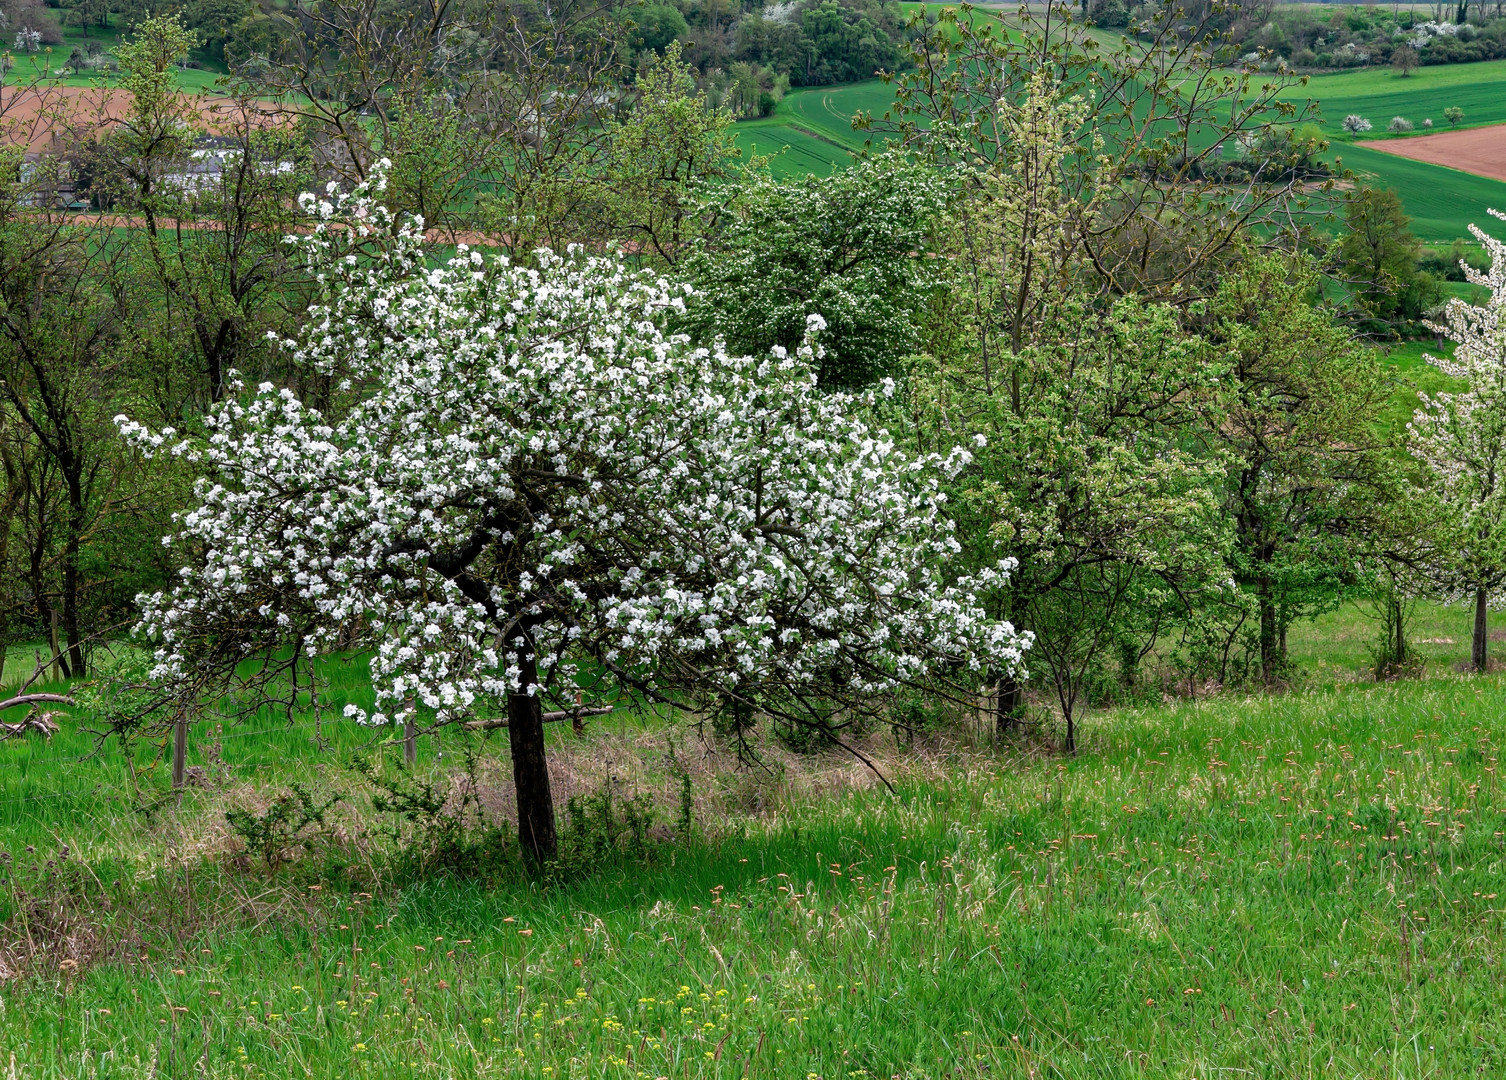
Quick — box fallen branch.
[1,716,60,740]
[464,706,614,732]
[0,692,74,712]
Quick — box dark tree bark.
[1472,586,1488,673]
[995,673,1022,736]
[1394,598,1405,666]
[1258,574,1279,683]
[62,469,85,676]
[507,640,557,862]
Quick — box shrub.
[348,751,509,877]
[1418,239,1490,282]
[225,785,340,869]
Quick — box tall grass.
[3,605,1506,1077]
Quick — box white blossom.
[120,167,1029,738]
[1409,209,1506,605]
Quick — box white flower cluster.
[119,167,1029,729]
[1410,210,1506,602]
[1403,20,1462,48]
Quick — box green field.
[1276,60,1506,242]
[737,50,1506,241]
[732,81,885,177]
[1282,58,1506,137]
[6,603,1506,1076]
[1,21,228,90]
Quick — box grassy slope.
[741,45,1506,240]
[1284,58,1506,136]
[730,2,1003,175]
[6,605,1506,1076]
[2,21,228,90]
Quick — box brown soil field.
[1357,123,1506,183]
[0,84,282,151]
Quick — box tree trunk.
[507,641,557,863]
[62,540,83,677]
[62,471,85,676]
[172,715,188,790]
[49,607,69,681]
[1258,577,1279,683]
[1472,586,1488,673]
[995,674,1022,736]
[1063,710,1076,755]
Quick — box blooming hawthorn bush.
[118,168,1029,859]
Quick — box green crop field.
[1335,143,1506,243]
[1,21,228,90]
[1269,60,1506,241]
[732,113,855,177]
[735,44,1506,240]
[1283,58,1506,137]
[5,601,1506,1077]
[731,81,891,177]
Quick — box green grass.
[737,46,1506,244]
[1328,143,1506,244]
[2,20,229,90]
[6,603,1506,1076]
[1376,338,1458,428]
[732,112,857,178]
[1283,58,1506,138]
[731,81,892,178]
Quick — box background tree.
[894,65,1239,743]
[601,42,741,265]
[1339,186,1440,325]
[0,216,170,678]
[1392,43,1419,75]
[1204,253,1393,682]
[868,1,1324,304]
[84,15,312,408]
[679,151,945,387]
[1445,105,1465,129]
[913,295,1226,748]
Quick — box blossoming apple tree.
[118,169,1030,862]
[1410,211,1506,673]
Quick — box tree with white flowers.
[117,168,1030,862]
[1409,211,1506,673]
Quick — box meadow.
[735,33,1506,239]
[1282,60,1506,241]
[8,13,1506,1079]
[4,601,1506,1077]
[1,21,228,92]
